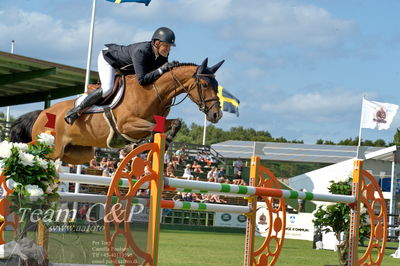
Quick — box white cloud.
[220,0,356,48]
[110,0,231,22]
[0,8,152,66]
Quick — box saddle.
[74,75,125,114]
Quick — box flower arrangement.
[0,133,61,240]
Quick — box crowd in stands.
[69,145,247,205]
[162,147,247,203]
[88,156,118,177]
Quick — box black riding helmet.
[151,27,176,47]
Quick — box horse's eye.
[201,83,208,88]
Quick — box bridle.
[153,69,220,116]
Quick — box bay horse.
[10,58,224,165]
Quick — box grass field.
[6,229,398,265]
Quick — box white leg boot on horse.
[64,89,104,125]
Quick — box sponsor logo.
[221,213,231,222]
[237,214,246,223]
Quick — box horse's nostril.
[213,112,217,119]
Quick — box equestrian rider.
[64,27,177,125]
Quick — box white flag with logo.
[360,99,399,130]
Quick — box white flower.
[53,159,63,173]
[0,141,13,158]
[37,133,54,146]
[12,143,28,151]
[35,157,48,170]
[26,185,44,201]
[18,150,35,167]
[7,180,20,190]
[42,181,59,194]
[360,205,367,215]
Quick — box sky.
[1,0,400,144]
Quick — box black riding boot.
[64,89,104,125]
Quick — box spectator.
[78,205,88,220]
[182,192,193,202]
[172,192,183,201]
[233,170,245,185]
[68,164,77,173]
[175,147,186,164]
[298,188,306,213]
[99,157,108,170]
[192,161,204,173]
[233,158,243,175]
[218,167,227,183]
[203,152,213,167]
[164,151,171,165]
[207,167,218,182]
[119,146,130,160]
[136,189,149,197]
[191,193,202,202]
[195,152,203,162]
[166,162,176,178]
[89,156,99,169]
[183,164,194,180]
[171,153,180,169]
[102,159,116,177]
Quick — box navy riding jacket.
[102,41,168,86]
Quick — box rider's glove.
[158,61,180,74]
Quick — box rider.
[64,27,178,125]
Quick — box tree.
[313,178,370,266]
[393,129,400,146]
[0,112,14,141]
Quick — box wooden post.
[147,133,165,266]
[36,219,48,251]
[348,159,363,266]
[243,156,260,266]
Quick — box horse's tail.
[9,110,42,143]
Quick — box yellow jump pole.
[147,133,166,266]
[243,156,260,266]
[348,159,363,265]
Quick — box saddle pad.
[74,81,125,114]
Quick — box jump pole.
[102,133,386,266]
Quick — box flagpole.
[84,0,97,92]
[356,96,365,159]
[74,0,97,211]
[202,114,207,145]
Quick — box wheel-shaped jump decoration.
[104,142,158,266]
[253,165,286,266]
[244,156,286,266]
[0,173,18,245]
[359,169,387,265]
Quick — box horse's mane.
[172,62,198,68]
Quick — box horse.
[10,58,224,165]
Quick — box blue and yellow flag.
[106,0,151,5]
[217,85,240,117]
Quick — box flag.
[105,0,151,5]
[360,98,399,130]
[217,86,240,116]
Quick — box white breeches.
[97,51,116,97]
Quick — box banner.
[256,202,314,241]
[214,212,247,228]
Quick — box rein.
[152,69,220,116]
